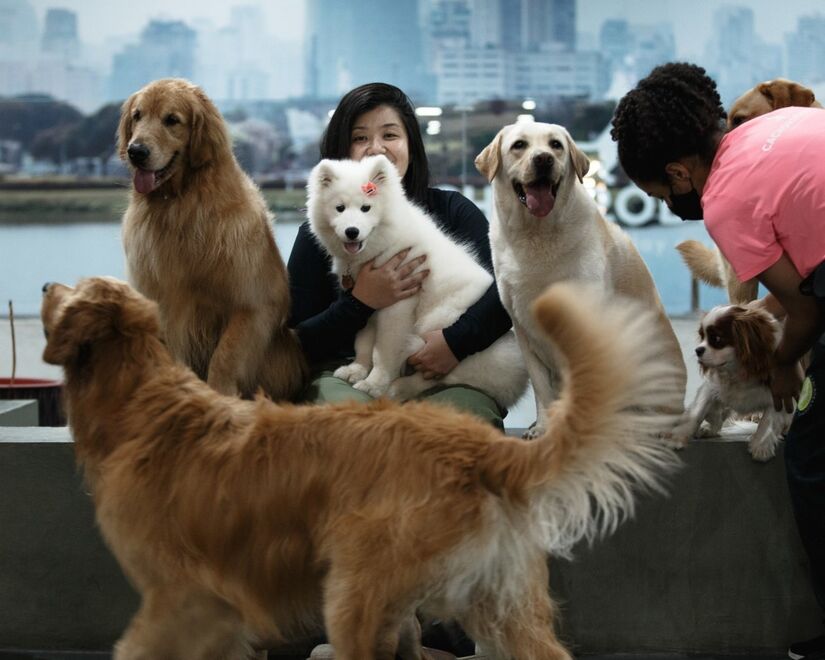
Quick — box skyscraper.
[548,0,575,51]
[497,0,575,52]
[304,0,356,98]
[109,20,197,101]
[599,19,632,74]
[0,0,38,62]
[786,14,825,85]
[41,8,80,62]
[305,0,427,99]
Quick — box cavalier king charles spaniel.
[673,303,792,461]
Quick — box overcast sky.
[26,0,825,53]
[578,0,825,58]
[28,0,306,43]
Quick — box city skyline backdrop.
[3,0,825,114]
[23,0,825,57]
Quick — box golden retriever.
[42,277,682,660]
[476,122,687,441]
[727,77,821,130]
[678,78,822,306]
[118,78,306,400]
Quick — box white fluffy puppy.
[307,154,527,407]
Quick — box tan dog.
[678,78,822,305]
[476,122,687,440]
[118,78,306,400]
[727,77,821,130]
[42,277,682,660]
[675,240,758,305]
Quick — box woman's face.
[349,104,410,178]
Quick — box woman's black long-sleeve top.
[288,187,513,367]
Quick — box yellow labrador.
[476,122,687,439]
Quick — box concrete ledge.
[0,427,820,655]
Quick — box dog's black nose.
[127,143,150,165]
[533,152,553,168]
[42,282,53,294]
[695,346,706,357]
[345,227,360,240]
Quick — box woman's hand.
[351,248,428,309]
[770,359,804,413]
[408,330,459,380]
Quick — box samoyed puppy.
[307,154,527,406]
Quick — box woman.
[611,62,825,660]
[288,82,514,431]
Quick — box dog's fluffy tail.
[487,283,683,557]
[676,239,724,287]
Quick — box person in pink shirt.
[611,62,825,660]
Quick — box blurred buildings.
[2,1,825,116]
[0,0,102,111]
[109,20,196,101]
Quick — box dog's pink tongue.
[133,169,157,194]
[524,184,555,217]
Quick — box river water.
[0,216,727,317]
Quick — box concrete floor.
[0,651,790,659]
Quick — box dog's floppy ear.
[759,79,816,110]
[564,131,590,183]
[475,130,504,182]
[117,94,135,161]
[731,309,775,382]
[188,86,231,169]
[43,298,120,365]
[43,280,160,366]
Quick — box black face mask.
[668,184,703,221]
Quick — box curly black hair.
[610,62,726,184]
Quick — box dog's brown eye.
[360,205,371,212]
[511,140,527,150]
[164,114,180,127]
[336,204,345,213]
[132,110,141,122]
[550,139,563,149]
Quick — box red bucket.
[0,377,65,426]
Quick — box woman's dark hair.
[320,82,430,206]
[610,62,726,184]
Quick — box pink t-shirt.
[702,106,825,282]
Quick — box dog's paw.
[353,378,389,398]
[387,375,426,401]
[665,416,697,448]
[660,425,691,449]
[522,423,545,440]
[748,440,776,463]
[333,363,368,384]
[695,422,718,438]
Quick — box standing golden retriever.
[42,277,682,660]
[118,78,306,400]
